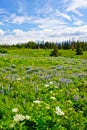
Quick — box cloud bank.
[0,0,87,44]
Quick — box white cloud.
[55,10,72,21]
[12,15,31,24]
[60,13,72,21]
[63,0,69,2]
[35,0,53,15]
[0,22,3,25]
[66,0,87,16]
[0,23,87,44]
[2,13,32,24]
[0,29,5,36]
[12,16,25,24]
[0,8,7,14]
[73,20,83,26]
[13,29,25,36]
[34,17,66,30]
[0,0,87,44]
[17,0,28,15]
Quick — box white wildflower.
[33,100,41,104]
[45,84,49,87]
[13,114,25,122]
[9,123,15,128]
[12,108,19,113]
[49,81,53,84]
[25,115,31,120]
[50,96,56,100]
[56,106,64,116]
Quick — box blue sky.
[0,0,87,44]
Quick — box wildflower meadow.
[0,49,87,130]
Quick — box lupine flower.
[73,95,79,101]
[59,78,72,84]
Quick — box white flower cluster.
[10,114,31,128]
[12,108,19,113]
[10,108,31,128]
[49,81,53,84]
[50,96,56,100]
[13,114,31,122]
[56,106,64,116]
[13,114,25,122]
[33,100,41,104]
[10,123,15,128]
[45,84,49,87]
[45,81,53,87]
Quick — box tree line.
[0,40,87,51]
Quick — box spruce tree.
[50,45,59,57]
[76,44,83,55]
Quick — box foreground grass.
[0,49,87,129]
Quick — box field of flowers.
[0,51,87,130]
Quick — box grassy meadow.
[0,48,87,130]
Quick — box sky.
[0,0,87,44]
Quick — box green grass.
[0,48,87,130]
[7,48,52,57]
[6,48,87,59]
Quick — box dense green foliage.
[0,49,87,129]
[0,48,7,53]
